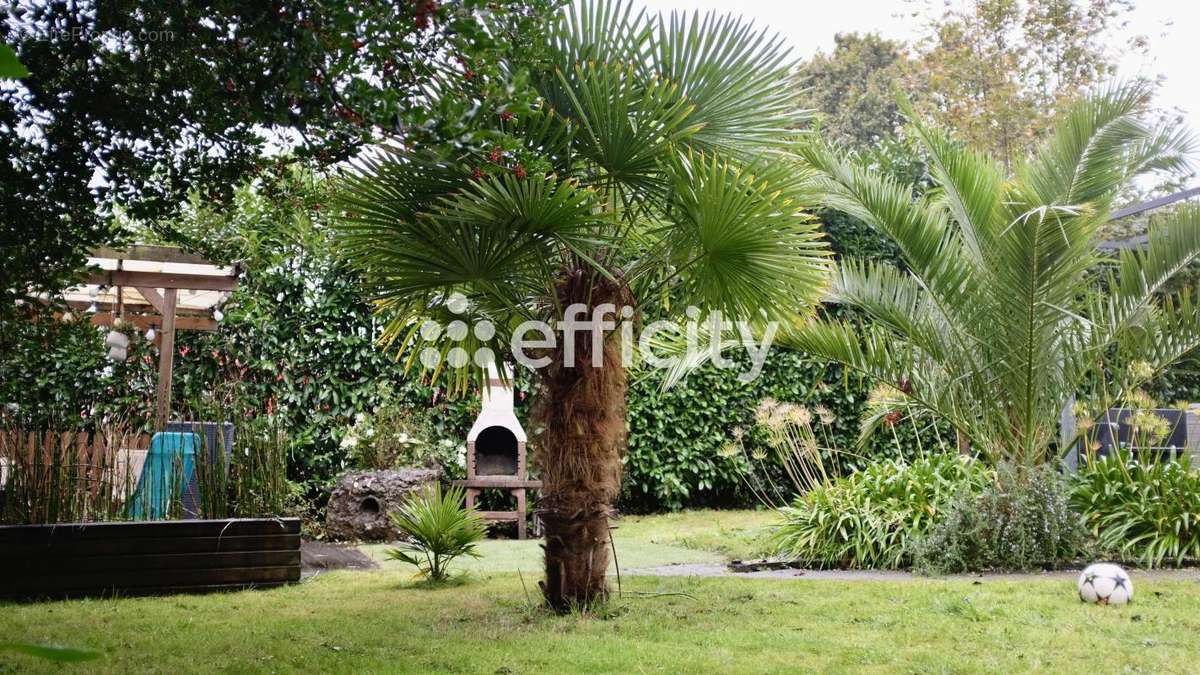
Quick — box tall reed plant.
[0,418,143,524]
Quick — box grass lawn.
[5,570,1199,673]
[360,508,776,574]
[5,511,1197,673]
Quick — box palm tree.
[333,0,831,610]
[788,82,1200,466]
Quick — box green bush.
[623,346,947,512]
[339,385,466,478]
[1071,450,1200,567]
[768,454,988,569]
[913,464,1085,574]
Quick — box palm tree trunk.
[533,267,629,613]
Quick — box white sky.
[634,0,1199,137]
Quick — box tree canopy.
[0,0,556,301]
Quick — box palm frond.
[1021,81,1193,209]
[654,151,831,321]
[830,258,952,363]
[650,9,806,156]
[554,60,700,193]
[538,0,650,122]
[901,98,1006,266]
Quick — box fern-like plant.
[386,485,487,582]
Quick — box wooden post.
[515,488,527,540]
[155,288,178,430]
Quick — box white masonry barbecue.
[454,366,541,539]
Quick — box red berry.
[472,167,485,180]
[499,110,514,122]
[514,165,527,179]
[489,148,502,163]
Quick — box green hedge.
[623,347,938,512]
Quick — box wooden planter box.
[0,517,301,600]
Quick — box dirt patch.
[301,540,380,577]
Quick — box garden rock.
[325,468,440,541]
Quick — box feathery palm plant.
[788,82,1200,465]
[334,0,831,610]
[386,485,487,583]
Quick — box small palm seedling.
[386,485,487,583]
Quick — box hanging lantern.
[145,325,156,342]
[105,330,129,362]
[212,308,224,323]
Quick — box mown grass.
[361,508,773,574]
[613,508,776,560]
[4,570,1199,673]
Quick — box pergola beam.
[155,289,178,430]
[63,300,214,320]
[89,312,218,332]
[134,286,166,313]
[91,245,216,266]
[87,270,236,292]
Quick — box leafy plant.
[768,454,990,569]
[340,386,465,478]
[1071,449,1200,567]
[386,485,487,583]
[913,463,1085,574]
[789,82,1200,466]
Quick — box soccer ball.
[1077,563,1133,605]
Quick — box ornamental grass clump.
[1071,449,1200,567]
[386,485,487,583]
[768,454,989,569]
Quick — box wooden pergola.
[60,246,238,428]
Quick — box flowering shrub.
[340,386,465,479]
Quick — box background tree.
[796,32,910,148]
[0,0,554,302]
[334,0,832,610]
[790,83,1199,465]
[907,0,1142,168]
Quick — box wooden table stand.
[455,477,542,540]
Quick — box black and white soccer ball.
[1077,563,1133,605]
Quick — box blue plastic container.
[128,432,199,520]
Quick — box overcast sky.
[633,0,1198,138]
